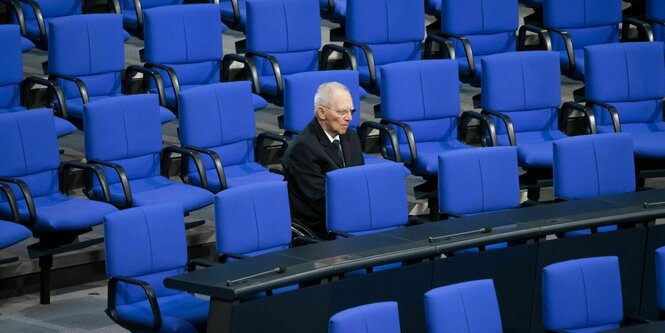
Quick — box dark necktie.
[332,139,345,167]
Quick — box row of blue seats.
[330,254,665,333]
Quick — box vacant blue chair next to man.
[329,301,401,333]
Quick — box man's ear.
[316,106,326,120]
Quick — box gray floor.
[1,3,657,332]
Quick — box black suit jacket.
[282,118,364,236]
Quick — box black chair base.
[519,168,553,202]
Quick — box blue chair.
[0,110,118,304]
[104,203,209,332]
[47,14,175,125]
[143,4,267,113]
[541,0,651,81]
[481,51,595,200]
[424,279,503,333]
[178,82,284,192]
[647,0,665,42]
[0,25,75,138]
[584,42,665,184]
[656,246,665,319]
[542,256,624,332]
[344,0,424,93]
[0,187,31,264]
[0,0,35,51]
[117,0,180,37]
[16,0,82,49]
[329,301,401,333]
[237,0,355,104]
[83,94,214,213]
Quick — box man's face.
[317,89,354,136]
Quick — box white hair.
[314,82,351,115]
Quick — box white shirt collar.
[324,130,340,143]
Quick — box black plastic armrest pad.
[560,101,596,134]
[320,43,358,70]
[0,176,35,225]
[161,146,208,190]
[124,65,167,106]
[542,27,575,73]
[437,32,474,76]
[481,109,516,146]
[622,17,654,42]
[86,159,132,208]
[380,118,417,168]
[143,62,178,106]
[343,40,377,87]
[183,146,225,192]
[518,24,552,51]
[245,51,283,97]
[108,0,120,13]
[424,32,456,59]
[21,76,69,118]
[0,0,27,35]
[221,54,261,94]
[460,111,497,146]
[131,0,143,31]
[218,252,250,263]
[291,236,322,247]
[108,276,161,331]
[16,0,44,43]
[358,120,401,162]
[585,99,621,133]
[255,132,290,164]
[47,73,89,105]
[0,182,21,223]
[59,161,111,203]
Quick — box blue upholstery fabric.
[656,246,665,312]
[215,182,291,257]
[329,301,401,333]
[104,203,208,332]
[553,133,634,200]
[585,42,665,158]
[326,164,408,235]
[20,0,82,44]
[0,110,117,232]
[424,279,503,333]
[543,0,622,79]
[0,220,31,249]
[143,5,266,111]
[440,0,519,84]
[179,82,282,192]
[542,256,623,332]
[346,0,424,91]
[120,0,182,29]
[246,0,321,95]
[84,94,214,212]
[438,147,519,215]
[482,51,564,167]
[648,0,665,41]
[381,60,472,175]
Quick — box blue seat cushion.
[188,163,283,192]
[1,106,75,137]
[162,85,267,111]
[629,131,665,159]
[498,130,567,167]
[402,141,471,175]
[20,37,35,52]
[0,220,31,248]
[116,292,208,332]
[66,95,175,123]
[104,176,214,212]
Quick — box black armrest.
[143,62,178,108]
[322,0,334,15]
[437,32,474,78]
[543,27,575,73]
[459,111,497,147]
[108,276,161,331]
[221,0,241,25]
[218,252,250,263]
[0,0,27,35]
[623,314,653,325]
[186,258,216,271]
[87,159,132,208]
[481,109,515,146]
[560,101,596,134]
[0,176,35,225]
[161,146,208,189]
[380,118,417,168]
[0,183,21,223]
[585,99,621,133]
[291,236,322,247]
[343,40,377,87]
[328,230,354,239]
[245,51,283,97]
[124,65,167,107]
[131,0,143,32]
[320,43,358,70]
[48,73,89,105]
[622,17,653,42]
[518,24,552,51]
[255,132,290,165]
[184,146,225,192]
[20,76,69,119]
[107,0,120,13]
[358,121,401,162]
[59,161,111,203]
[16,0,45,45]
[424,32,456,59]
[221,54,261,94]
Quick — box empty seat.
[329,301,401,333]
[1,0,36,51]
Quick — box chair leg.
[39,255,53,305]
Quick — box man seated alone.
[282,82,365,239]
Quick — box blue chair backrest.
[326,163,408,235]
[553,133,635,200]
[543,0,621,52]
[121,0,182,13]
[104,203,187,305]
[84,94,163,184]
[648,0,665,41]
[21,0,81,21]
[246,0,321,77]
[179,82,257,171]
[283,70,361,133]
[542,256,623,331]
[0,25,23,110]
[143,4,222,87]
[656,246,665,312]
[381,60,460,144]
[438,147,519,215]
[329,301,401,333]
[440,0,518,57]
[424,279,503,333]
[0,110,60,199]
[481,51,561,134]
[347,0,423,67]
[585,42,665,132]
[214,182,291,257]
[48,14,125,99]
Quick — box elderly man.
[282,82,365,239]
